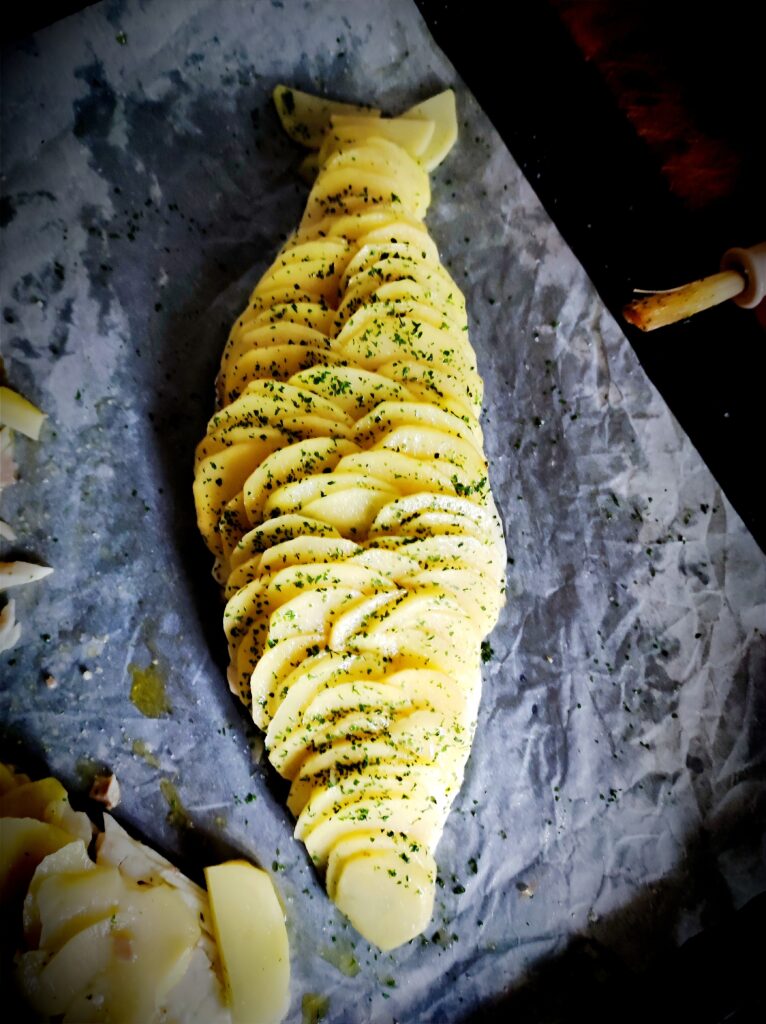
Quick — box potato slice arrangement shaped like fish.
[194,88,506,951]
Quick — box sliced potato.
[273,84,379,149]
[194,439,284,549]
[401,88,458,171]
[264,648,386,739]
[266,587,364,645]
[332,835,436,950]
[335,449,456,496]
[230,515,341,570]
[205,861,290,1024]
[196,84,508,954]
[288,365,411,417]
[0,777,92,844]
[36,863,124,951]
[250,633,326,729]
[0,386,47,440]
[258,536,361,575]
[318,115,435,164]
[0,818,77,902]
[267,560,396,606]
[340,239,440,288]
[23,840,93,946]
[0,762,30,795]
[304,794,443,867]
[243,437,358,524]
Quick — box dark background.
[2,3,764,1022]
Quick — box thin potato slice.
[205,861,290,1024]
[273,84,379,148]
[318,116,434,164]
[401,89,459,171]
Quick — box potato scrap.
[0,385,47,441]
[0,399,53,651]
[89,771,122,810]
[1,763,290,1024]
[0,598,21,652]
[273,84,380,148]
[0,561,54,588]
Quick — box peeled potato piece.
[193,88,506,950]
[273,84,379,148]
[4,765,289,1024]
[322,114,435,162]
[0,385,47,439]
[330,830,437,951]
[0,818,79,903]
[205,861,290,1024]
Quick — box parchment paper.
[1,1,764,1021]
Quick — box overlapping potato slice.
[318,114,435,165]
[194,88,505,950]
[3,764,289,1024]
[273,85,380,148]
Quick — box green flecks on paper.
[129,662,171,718]
[302,993,329,1024]
[159,778,192,830]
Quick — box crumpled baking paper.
[1,1,764,1021]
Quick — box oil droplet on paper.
[129,662,171,717]
[302,993,329,1024]
[131,738,161,768]
[159,778,193,830]
[319,942,360,977]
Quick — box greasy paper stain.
[159,778,193,830]
[129,661,172,718]
[319,942,360,977]
[302,993,330,1024]
[131,739,161,768]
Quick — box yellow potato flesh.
[205,861,290,1024]
[273,84,379,148]
[333,842,436,951]
[23,840,93,945]
[2,768,236,1024]
[36,864,124,951]
[401,89,459,171]
[0,762,31,794]
[193,93,506,951]
[0,777,92,844]
[0,817,77,902]
[19,882,200,1022]
[319,116,435,163]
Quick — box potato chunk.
[205,861,290,1024]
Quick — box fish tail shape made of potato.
[194,131,507,951]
